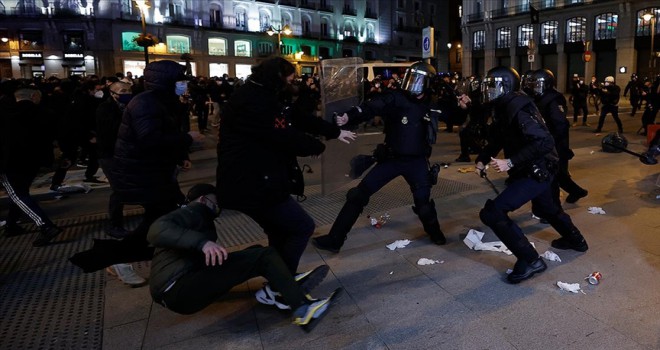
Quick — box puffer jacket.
[112,60,191,203]
[147,202,216,304]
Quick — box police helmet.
[528,69,556,96]
[401,61,437,96]
[604,76,615,83]
[482,66,520,103]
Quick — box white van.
[361,61,413,81]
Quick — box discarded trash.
[590,150,595,154]
[457,167,474,173]
[386,239,411,250]
[417,258,442,265]
[557,281,582,293]
[464,229,513,255]
[542,250,562,262]
[531,214,542,220]
[587,207,606,215]
[389,271,393,275]
[368,213,391,229]
[585,272,603,285]
[440,162,450,168]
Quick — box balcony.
[365,9,377,19]
[466,13,483,23]
[342,7,357,16]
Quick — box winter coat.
[112,60,192,203]
[95,97,123,159]
[1,100,55,172]
[216,78,331,210]
[147,202,216,304]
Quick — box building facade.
[461,0,660,92]
[0,0,454,79]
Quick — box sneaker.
[293,288,342,331]
[295,265,330,294]
[255,284,291,310]
[507,257,547,284]
[83,177,105,184]
[551,237,589,252]
[106,264,147,287]
[565,189,588,204]
[32,226,63,247]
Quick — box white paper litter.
[531,214,542,220]
[464,229,513,255]
[542,250,562,262]
[386,239,411,250]
[417,258,442,265]
[557,281,582,293]
[587,207,606,215]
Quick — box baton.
[604,142,659,165]
[603,142,645,157]
[480,169,500,195]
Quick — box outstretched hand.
[202,241,228,266]
[338,130,357,144]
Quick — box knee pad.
[414,199,437,222]
[346,187,370,207]
[479,199,508,226]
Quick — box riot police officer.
[528,69,588,204]
[313,61,447,253]
[594,76,623,133]
[476,66,588,284]
[569,74,590,126]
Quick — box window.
[541,21,558,44]
[303,17,311,35]
[473,30,485,50]
[344,21,355,37]
[566,17,586,42]
[595,13,618,40]
[209,63,228,78]
[321,19,329,37]
[319,46,330,59]
[517,24,533,47]
[19,31,43,50]
[63,31,85,51]
[398,0,404,9]
[257,42,274,56]
[496,27,511,49]
[259,10,271,32]
[121,32,142,51]
[210,8,222,28]
[208,38,227,56]
[367,24,375,42]
[166,35,190,54]
[235,64,252,80]
[235,8,246,30]
[636,8,660,36]
[123,60,146,77]
[414,2,419,11]
[234,40,252,57]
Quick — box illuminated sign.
[64,53,84,58]
[19,52,43,59]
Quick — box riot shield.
[320,57,364,195]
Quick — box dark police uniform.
[314,89,446,252]
[595,83,622,133]
[477,91,588,283]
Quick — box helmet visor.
[401,69,428,95]
[481,77,505,103]
[526,78,546,96]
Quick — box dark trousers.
[630,94,641,115]
[0,170,55,228]
[641,107,659,134]
[98,158,124,227]
[328,156,437,238]
[242,197,315,274]
[52,143,99,186]
[195,104,208,131]
[572,101,589,123]
[161,246,306,315]
[596,105,623,132]
[552,157,586,207]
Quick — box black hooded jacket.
[112,60,192,203]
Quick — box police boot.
[412,200,446,245]
[551,228,588,252]
[312,188,369,253]
[422,219,447,245]
[312,233,346,254]
[489,220,546,284]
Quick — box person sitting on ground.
[147,183,340,329]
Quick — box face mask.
[375,83,380,88]
[94,90,104,99]
[579,80,584,84]
[175,81,188,96]
[604,82,610,86]
[228,82,234,86]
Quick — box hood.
[143,60,185,92]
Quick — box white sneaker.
[255,284,291,310]
[106,264,147,287]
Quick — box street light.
[447,42,452,72]
[134,0,152,64]
[641,10,656,75]
[267,24,292,55]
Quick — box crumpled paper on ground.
[457,167,474,173]
[588,207,606,215]
[386,239,411,250]
[463,229,512,255]
[417,258,444,265]
[542,250,562,262]
[557,281,582,293]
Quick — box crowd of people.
[1,57,660,331]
